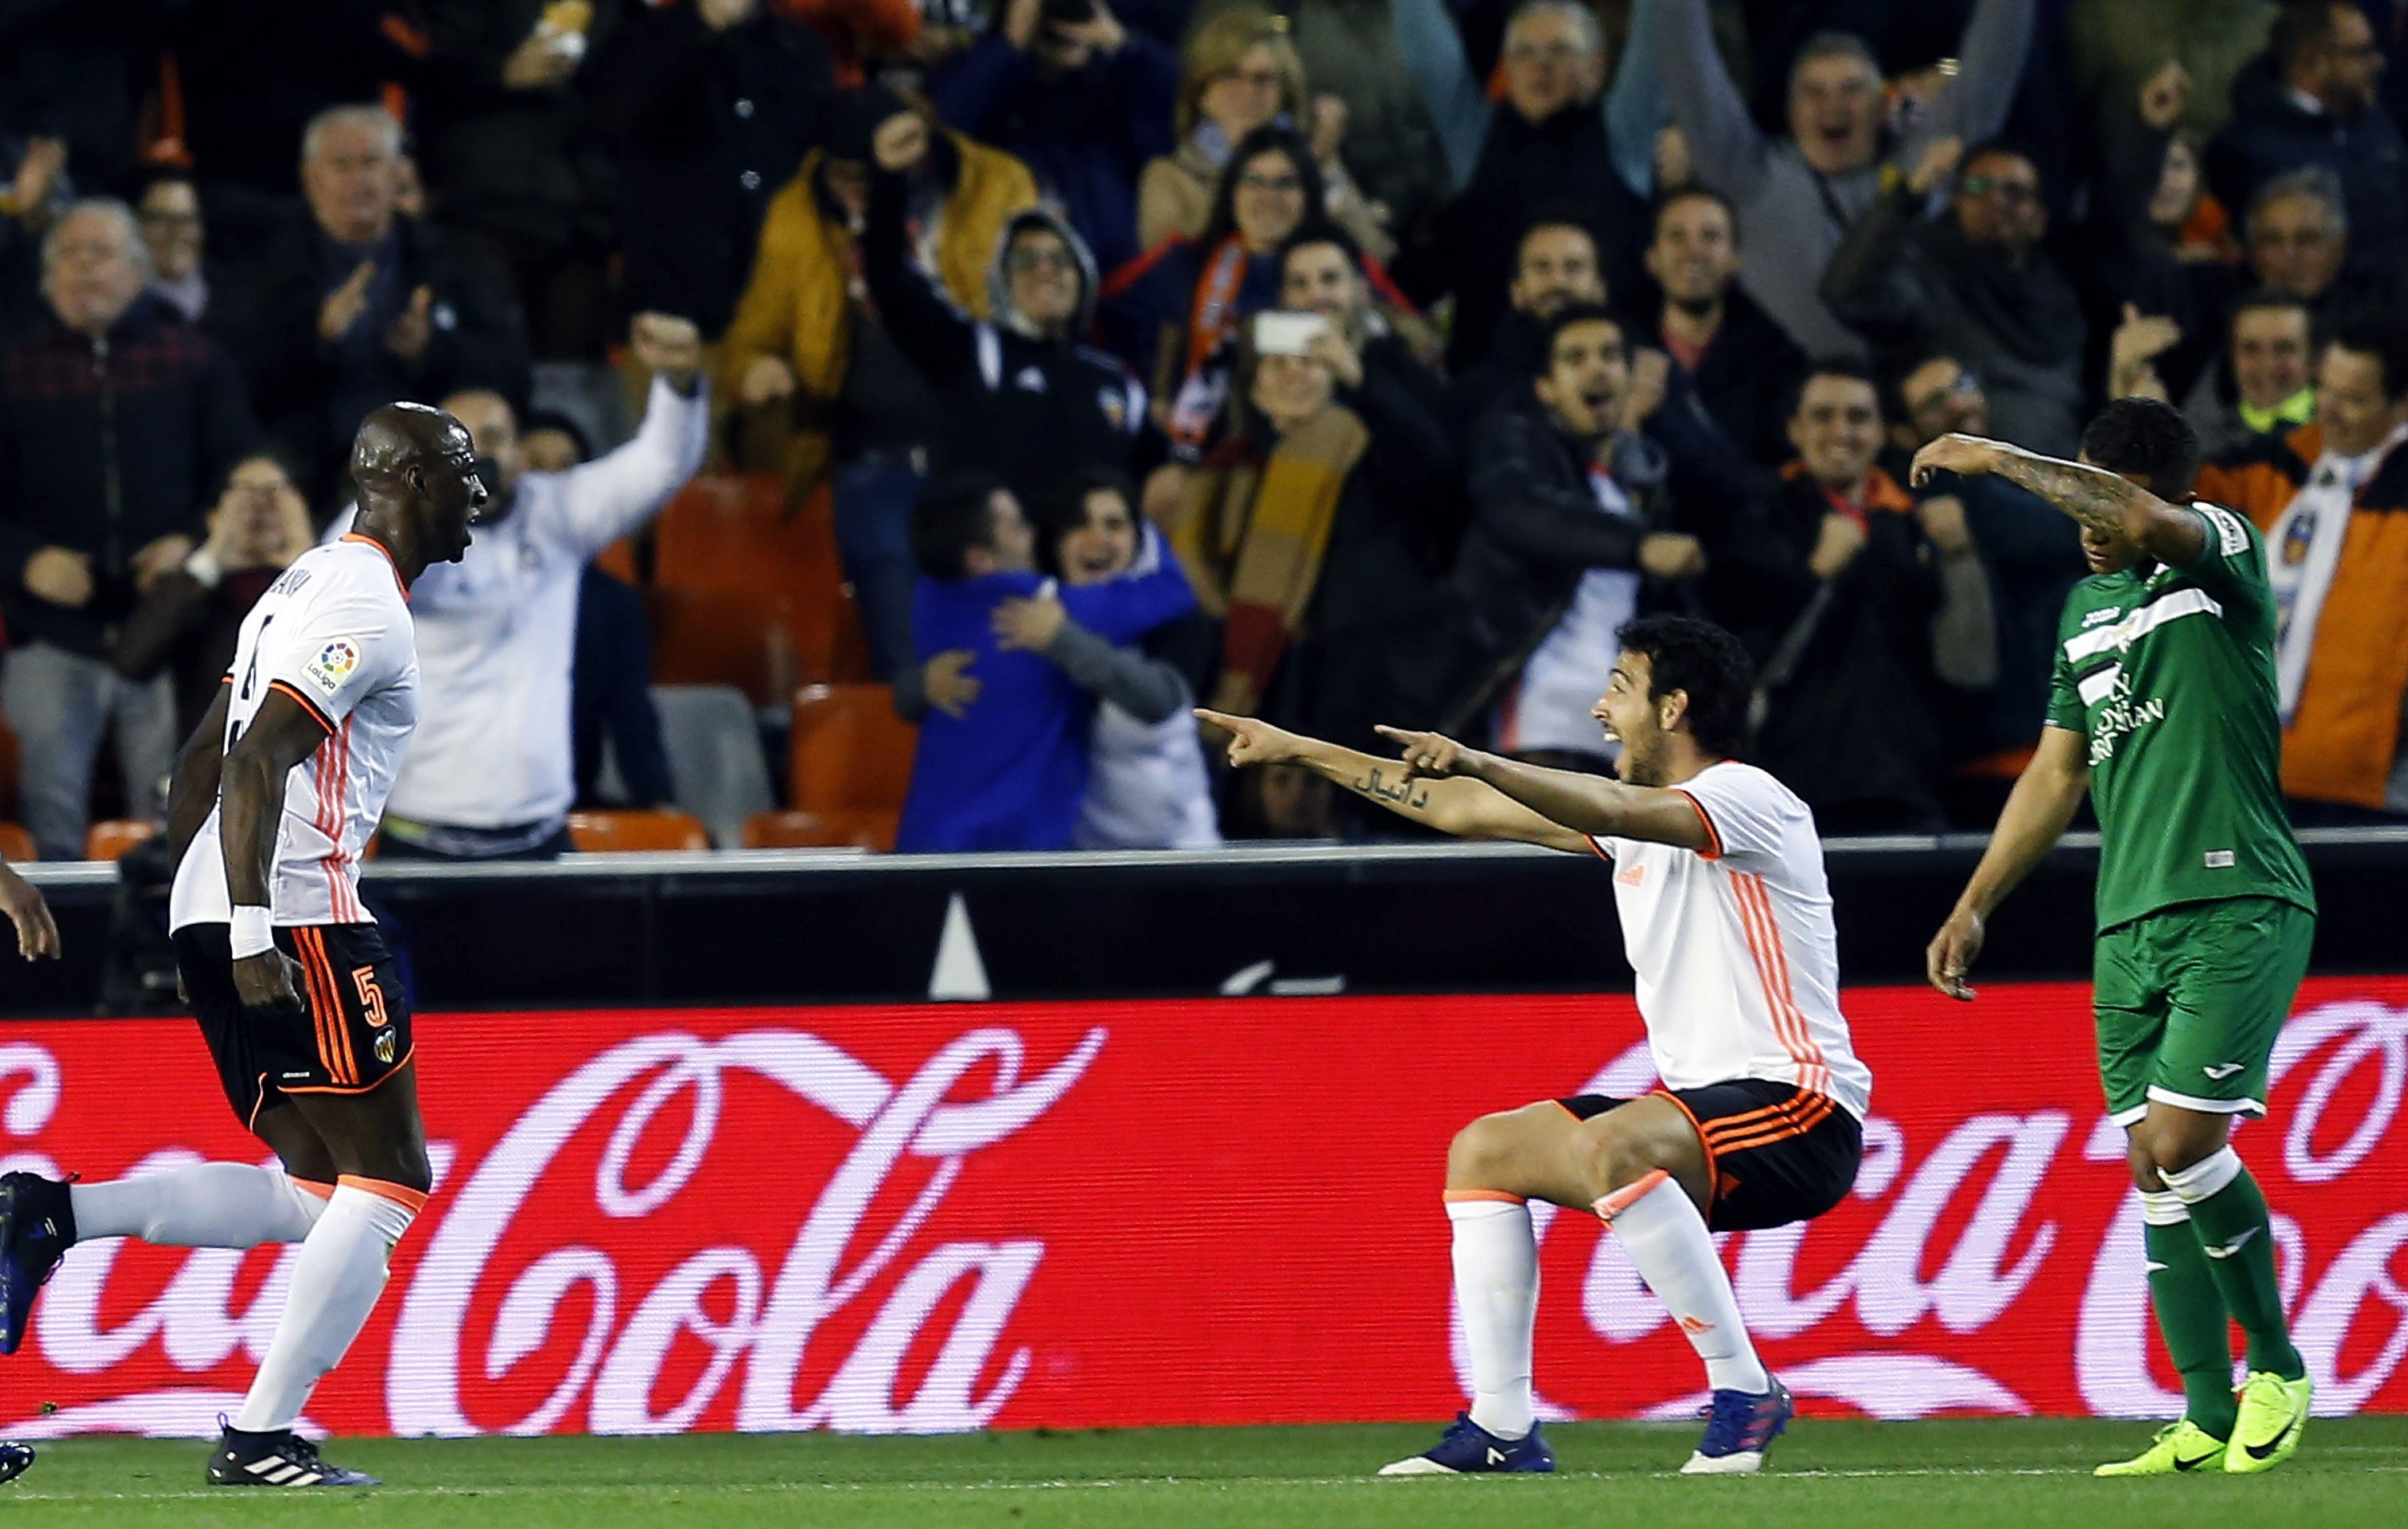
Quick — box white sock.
[234,1178,421,1433]
[1446,1194,1537,1439]
[71,1164,330,1247]
[1597,1171,1768,1393]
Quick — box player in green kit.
[1912,398,2316,1478]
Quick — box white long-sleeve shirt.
[331,376,709,830]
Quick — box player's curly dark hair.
[2081,397,2199,501]
[1615,614,1755,758]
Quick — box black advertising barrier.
[5,829,2406,1016]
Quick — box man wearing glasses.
[1822,140,2087,457]
[2209,0,2407,281]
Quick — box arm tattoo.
[1352,766,1432,812]
[1991,449,2148,537]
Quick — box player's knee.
[2133,1117,2225,1178]
[2126,1140,2167,1191]
[1446,1115,1519,1189]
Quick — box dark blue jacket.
[931,31,1178,277]
[2209,59,2408,282]
[897,550,1195,853]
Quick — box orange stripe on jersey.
[268,680,336,737]
[1727,873,1813,1085]
[1735,873,1829,1096]
[1671,788,1723,860]
[1584,836,1610,862]
[317,718,359,922]
[1442,1189,1527,1206]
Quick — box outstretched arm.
[1910,433,2207,567]
[1197,710,1591,852]
[1373,726,1714,849]
[1927,724,2089,1000]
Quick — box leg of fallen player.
[210,1065,430,1488]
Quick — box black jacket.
[2211,59,2408,283]
[1448,308,1550,446]
[862,179,1144,509]
[209,212,531,502]
[0,300,257,659]
[416,0,623,253]
[1706,471,1953,832]
[1821,185,2088,457]
[588,2,833,337]
[1652,289,1808,470]
[113,563,282,734]
[1420,103,1648,372]
[1430,403,1677,732]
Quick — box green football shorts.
[2093,895,2315,1126]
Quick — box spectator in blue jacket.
[896,473,1197,852]
[2209,1,2408,283]
[931,0,1179,275]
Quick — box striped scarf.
[1167,406,1370,714]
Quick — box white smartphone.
[1251,310,1332,357]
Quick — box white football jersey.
[1589,761,1873,1119]
[169,535,420,930]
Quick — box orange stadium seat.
[741,808,884,851]
[787,684,917,852]
[651,478,872,684]
[566,810,712,852]
[0,822,35,863]
[645,584,800,705]
[593,538,640,584]
[653,474,828,594]
[84,820,158,860]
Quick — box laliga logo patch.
[302,638,361,697]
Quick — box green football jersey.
[2045,502,2316,932]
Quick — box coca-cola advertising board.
[0,980,2403,1439]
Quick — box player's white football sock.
[1446,1192,1539,1439]
[234,1177,422,1433]
[71,1164,330,1247]
[1597,1170,1769,1394]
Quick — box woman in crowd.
[1135,4,1378,256]
[112,451,313,738]
[1032,470,1220,850]
[1104,125,1319,457]
[1161,317,1449,758]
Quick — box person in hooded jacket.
[858,105,1147,509]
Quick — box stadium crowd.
[3,0,2408,859]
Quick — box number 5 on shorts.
[352,966,388,1028]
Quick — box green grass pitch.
[4,1417,2402,1527]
